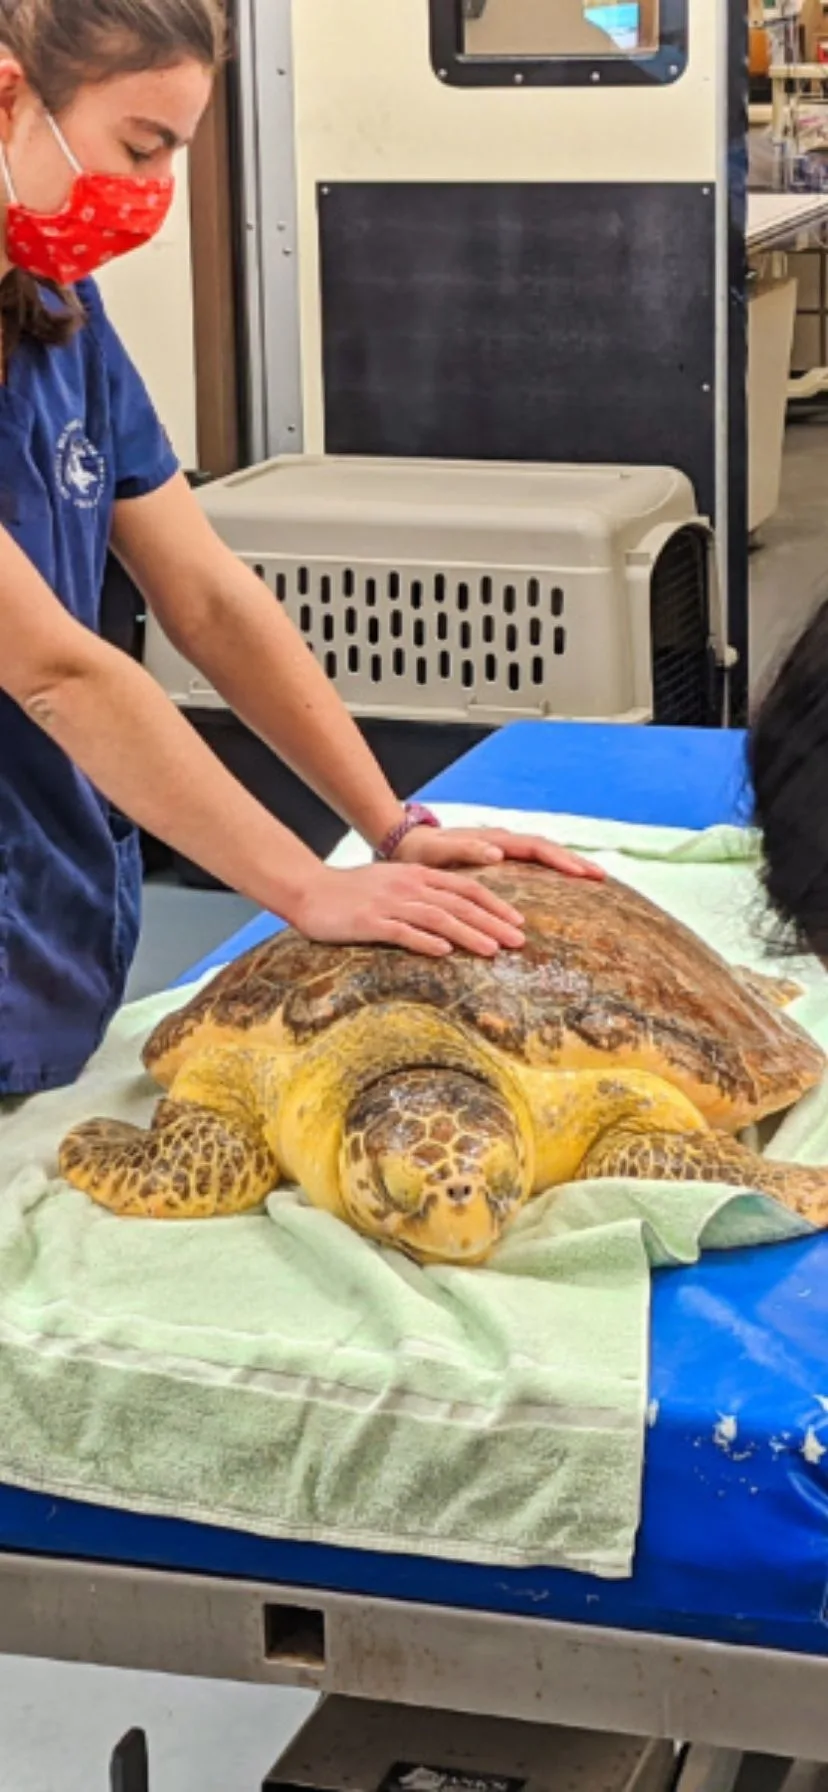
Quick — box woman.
[0,0,598,1097]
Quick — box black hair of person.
[749,597,828,958]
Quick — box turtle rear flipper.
[732,966,804,1010]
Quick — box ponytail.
[0,268,82,359]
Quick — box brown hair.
[0,0,224,358]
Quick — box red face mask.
[0,113,174,286]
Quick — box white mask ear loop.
[45,111,83,175]
[0,141,18,205]
[0,112,80,208]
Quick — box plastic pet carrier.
[142,457,728,877]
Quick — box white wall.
[291,0,718,452]
[95,157,199,468]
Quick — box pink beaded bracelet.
[375,802,441,862]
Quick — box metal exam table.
[3,722,828,1767]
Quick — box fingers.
[430,839,505,868]
[483,831,604,881]
[381,923,454,958]
[361,868,526,956]
[420,892,525,951]
[383,869,527,951]
[540,846,604,880]
[426,870,525,927]
[411,828,603,882]
[382,902,511,957]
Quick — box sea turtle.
[59,866,828,1265]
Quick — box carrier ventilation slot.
[251,564,568,704]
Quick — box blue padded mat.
[4,722,828,1657]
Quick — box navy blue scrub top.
[0,278,178,1096]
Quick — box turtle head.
[339,1068,532,1265]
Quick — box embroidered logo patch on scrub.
[55,420,106,510]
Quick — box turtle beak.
[385,1178,508,1266]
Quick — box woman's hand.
[292,862,528,958]
[394,824,604,880]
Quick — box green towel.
[0,807,823,1579]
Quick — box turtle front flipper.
[59,1045,284,1219]
[578,1127,828,1226]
